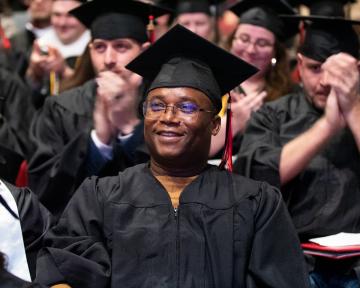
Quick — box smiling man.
[35,25,310,288]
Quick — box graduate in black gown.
[28,0,169,218]
[0,67,35,184]
[235,13,360,286]
[35,24,310,288]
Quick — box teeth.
[159,132,179,136]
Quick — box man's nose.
[104,47,116,67]
[160,106,180,122]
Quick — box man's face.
[298,53,331,110]
[29,0,53,21]
[89,38,143,76]
[51,0,86,44]
[177,13,213,41]
[144,87,220,167]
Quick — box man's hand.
[27,41,73,83]
[94,71,141,144]
[27,41,49,82]
[231,90,267,135]
[322,53,360,121]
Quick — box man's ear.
[211,115,221,136]
[141,41,151,52]
[297,53,304,66]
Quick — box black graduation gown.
[4,181,52,280]
[234,90,360,240]
[36,164,310,288]
[28,80,149,218]
[0,68,35,183]
[10,29,36,78]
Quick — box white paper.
[0,180,31,281]
[310,232,360,247]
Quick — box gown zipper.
[174,207,180,288]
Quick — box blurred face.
[51,0,86,44]
[89,38,143,76]
[29,0,53,21]
[230,23,275,75]
[144,87,220,166]
[177,12,213,41]
[298,53,330,110]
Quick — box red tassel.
[147,15,156,44]
[299,20,305,46]
[0,24,11,50]
[219,93,233,171]
[15,160,28,187]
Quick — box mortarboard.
[227,0,298,41]
[156,0,227,15]
[281,14,360,61]
[289,0,354,13]
[70,0,171,43]
[126,24,258,170]
[176,0,211,15]
[126,24,258,113]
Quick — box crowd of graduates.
[0,0,360,287]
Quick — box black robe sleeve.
[29,100,92,218]
[36,177,111,288]
[0,68,36,183]
[242,182,310,287]
[233,104,282,188]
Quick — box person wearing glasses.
[35,24,310,288]
[209,0,297,158]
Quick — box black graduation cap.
[126,24,258,113]
[70,0,171,43]
[281,14,360,61]
[290,0,354,12]
[227,0,298,41]
[156,0,227,15]
[176,0,211,15]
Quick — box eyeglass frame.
[142,100,215,120]
[232,33,275,50]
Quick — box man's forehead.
[300,54,323,65]
[92,38,138,44]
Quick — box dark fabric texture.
[0,68,35,184]
[91,13,147,43]
[36,164,310,288]
[300,23,359,62]
[148,57,222,112]
[176,0,211,15]
[28,80,149,219]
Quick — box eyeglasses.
[143,100,214,121]
[233,34,274,51]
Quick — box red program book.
[301,242,360,260]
